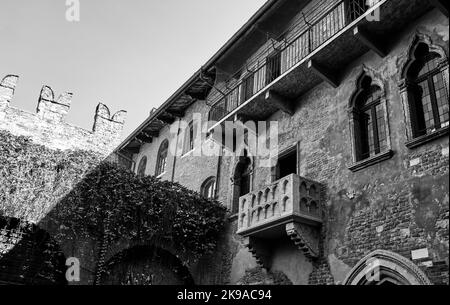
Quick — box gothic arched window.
[399,36,449,148]
[201,177,216,199]
[349,71,393,171]
[406,44,449,137]
[137,156,147,177]
[155,140,168,177]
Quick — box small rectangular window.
[275,146,297,180]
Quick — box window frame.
[348,70,393,172]
[182,121,194,156]
[136,156,147,178]
[201,177,217,200]
[398,35,449,149]
[155,139,169,177]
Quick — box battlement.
[0,75,127,155]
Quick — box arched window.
[182,121,194,155]
[155,140,169,177]
[399,36,449,148]
[343,250,432,285]
[406,43,449,137]
[137,156,147,177]
[355,81,385,160]
[231,153,252,214]
[201,177,216,199]
[349,70,393,171]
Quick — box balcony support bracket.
[308,60,340,88]
[265,90,295,116]
[353,26,387,58]
[285,222,320,260]
[243,236,271,270]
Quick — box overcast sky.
[0,0,266,138]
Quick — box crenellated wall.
[0,75,126,155]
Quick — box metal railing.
[209,0,376,122]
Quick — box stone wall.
[0,75,126,155]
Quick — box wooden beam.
[144,129,159,137]
[307,60,340,88]
[136,133,153,144]
[158,112,176,124]
[265,90,294,116]
[430,0,448,17]
[353,26,387,58]
[165,109,185,118]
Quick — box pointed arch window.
[349,72,393,172]
[155,140,168,177]
[399,37,449,148]
[137,156,147,178]
[231,153,252,214]
[201,177,216,199]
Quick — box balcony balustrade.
[237,174,323,259]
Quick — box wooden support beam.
[158,112,176,124]
[144,129,159,138]
[353,26,387,58]
[165,109,185,118]
[430,0,448,17]
[307,60,340,88]
[265,90,294,116]
[136,133,153,144]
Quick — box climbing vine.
[0,129,227,282]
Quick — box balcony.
[208,0,434,129]
[237,174,323,260]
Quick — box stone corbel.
[243,236,271,270]
[285,222,320,260]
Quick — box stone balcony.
[237,174,323,260]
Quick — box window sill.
[405,126,449,149]
[348,150,394,172]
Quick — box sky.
[0,0,267,138]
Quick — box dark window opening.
[155,140,169,176]
[353,76,386,161]
[137,156,147,178]
[275,148,297,180]
[266,52,282,85]
[232,154,252,214]
[241,74,255,103]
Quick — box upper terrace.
[207,0,440,129]
[116,0,444,158]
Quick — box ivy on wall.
[0,129,227,283]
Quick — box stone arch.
[0,216,67,285]
[399,32,448,81]
[349,65,386,109]
[342,250,432,285]
[397,32,449,143]
[101,245,194,285]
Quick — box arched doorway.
[231,151,252,214]
[0,216,67,285]
[101,245,194,285]
[343,250,432,285]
